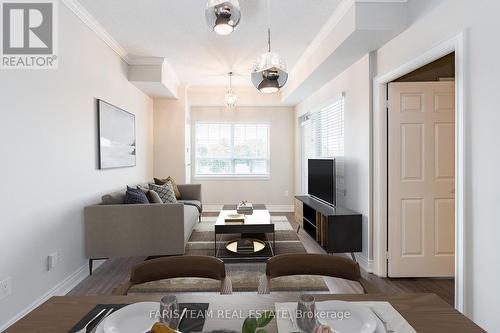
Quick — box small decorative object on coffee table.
[224,213,245,223]
[237,201,253,215]
[237,239,257,253]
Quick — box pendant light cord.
[268,28,271,53]
[267,0,271,53]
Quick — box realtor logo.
[1,0,58,69]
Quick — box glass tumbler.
[159,295,180,328]
[296,294,317,332]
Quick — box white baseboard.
[353,253,373,273]
[203,204,223,212]
[0,260,103,332]
[203,204,294,213]
[266,205,294,212]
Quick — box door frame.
[372,33,466,312]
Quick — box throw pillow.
[125,186,149,204]
[147,190,163,204]
[136,185,162,204]
[154,176,181,199]
[136,185,149,196]
[149,183,177,203]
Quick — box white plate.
[96,302,159,333]
[316,301,377,333]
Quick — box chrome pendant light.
[251,0,288,93]
[225,72,237,109]
[205,0,241,35]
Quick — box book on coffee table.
[237,201,253,214]
[224,214,245,223]
[236,239,255,253]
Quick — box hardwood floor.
[284,211,455,305]
[69,211,454,306]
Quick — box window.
[195,123,270,177]
[301,94,345,193]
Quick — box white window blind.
[195,123,270,177]
[301,94,345,193]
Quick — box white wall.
[190,106,295,209]
[375,0,500,330]
[153,88,188,183]
[295,55,372,269]
[0,4,153,329]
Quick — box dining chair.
[113,255,232,295]
[258,253,376,294]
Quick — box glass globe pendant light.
[251,0,287,93]
[205,0,241,35]
[225,72,237,109]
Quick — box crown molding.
[126,56,166,66]
[61,0,181,97]
[61,0,129,62]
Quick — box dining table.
[3,293,485,333]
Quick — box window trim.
[193,121,271,179]
[300,93,345,194]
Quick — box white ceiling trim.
[62,0,180,98]
[290,0,408,78]
[281,0,409,104]
[126,56,166,66]
[62,0,129,61]
[290,0,354,74]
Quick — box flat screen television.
[308,159,336,206]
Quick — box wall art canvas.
[98,99,136,169]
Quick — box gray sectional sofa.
[84,183,202,274]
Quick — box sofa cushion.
[101,190,126,205]
[149,183,177,203]
[125,187,149,204]
[178,199,202,213]
[183,205,199,243]
[154,176,181,199]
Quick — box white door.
[388,81,455,277]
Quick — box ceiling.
[78,0,343,87]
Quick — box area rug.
[186,216,305,257]
[128,216,329,293]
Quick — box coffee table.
[214,206,275,261]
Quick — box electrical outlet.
[284,190,289,197]
[48,249,63,271]
[48,252,58,271]
[0,277,12,299]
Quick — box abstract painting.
[98,99,136,169]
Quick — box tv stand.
[294,195,362,259]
